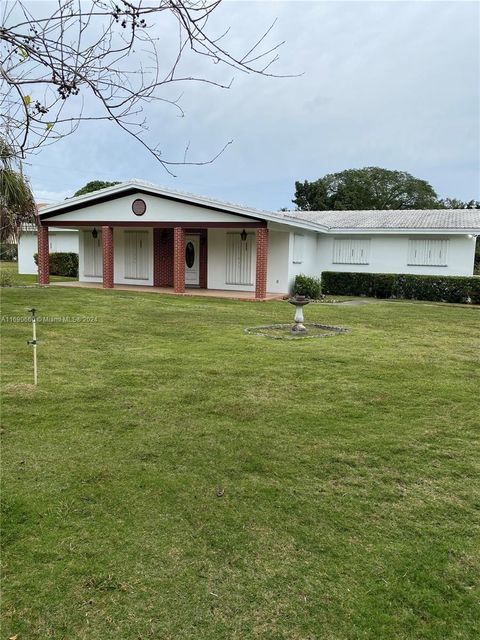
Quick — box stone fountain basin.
[244,323,348,340]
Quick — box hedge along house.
[18,204,78,274]
[37,180,480,298]
[19,224,79,274]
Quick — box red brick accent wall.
[173,227,186,293]
[153,229,162,287]
[158,229,174,287]
[102,226,114,288]
[199,229,208,289]
[37,225,50,285]
[255,227,269,300]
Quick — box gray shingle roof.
[282,209,480,231]
[39,180,480,233]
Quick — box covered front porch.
[36,181,298,300]
[37,223,274,300]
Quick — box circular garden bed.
[244,323,349,340]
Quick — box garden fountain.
[288,294,311,333]
[244,293,348,340]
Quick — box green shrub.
[322,271,480,304]
[33,252,79,277]
[292,274,322,299]
[0,243,18,261]
[0,270,15,287]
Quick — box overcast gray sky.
[27,0,479,209]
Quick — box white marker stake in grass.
[27,307,38,385]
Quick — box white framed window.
[408,239,448,266]
[225,232,254,285]
[293,234,304,264]
[333,238,370,265]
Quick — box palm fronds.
[0,139,37,243]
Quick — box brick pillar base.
[255,228,268,300]
[173,227,186,293]
[37,225,50,285]
[102,226,114,288]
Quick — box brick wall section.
[153,229,162,287]
[255,227,269,300]
[37,225,50,285]
[199,229,208,289]
[173,227,186,293]
[158,229,174,287]
[102,226,114,288]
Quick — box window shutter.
[333,238,370,264]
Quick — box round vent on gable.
[132,198,147,216]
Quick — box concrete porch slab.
[49,281,285,301]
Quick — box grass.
[1,284,479,639]
[0,260,77,286]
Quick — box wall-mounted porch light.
[240,229,247,242]
[92,227,98,239]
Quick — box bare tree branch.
[0,0,290,174]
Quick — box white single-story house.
[35,180,479,298]
[18,224,79,274]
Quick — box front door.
[185,234,200,287]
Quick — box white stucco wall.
[76,226,477,290]
[18,229,79,274]
[286,229,320,290]
[207,228,290,293]
[316,234,476,277]
[266,230,290,294]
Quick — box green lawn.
[1,285,479,639]
[0,260,78,286]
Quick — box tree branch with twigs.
[0,0,286,175]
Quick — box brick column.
[102,226,114,289]
[255,228,269,300]
[37,225,50,285]
[173,227,186,293]
[153,229,162,287]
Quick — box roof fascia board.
[327,228,478,235]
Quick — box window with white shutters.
[293,234,304,264]
[408,239,448,266]
[332,238,370,265]
[225,232,254,285]
[124,231,149,279]
[83,231,103,277]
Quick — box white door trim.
[185,234,200,287]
